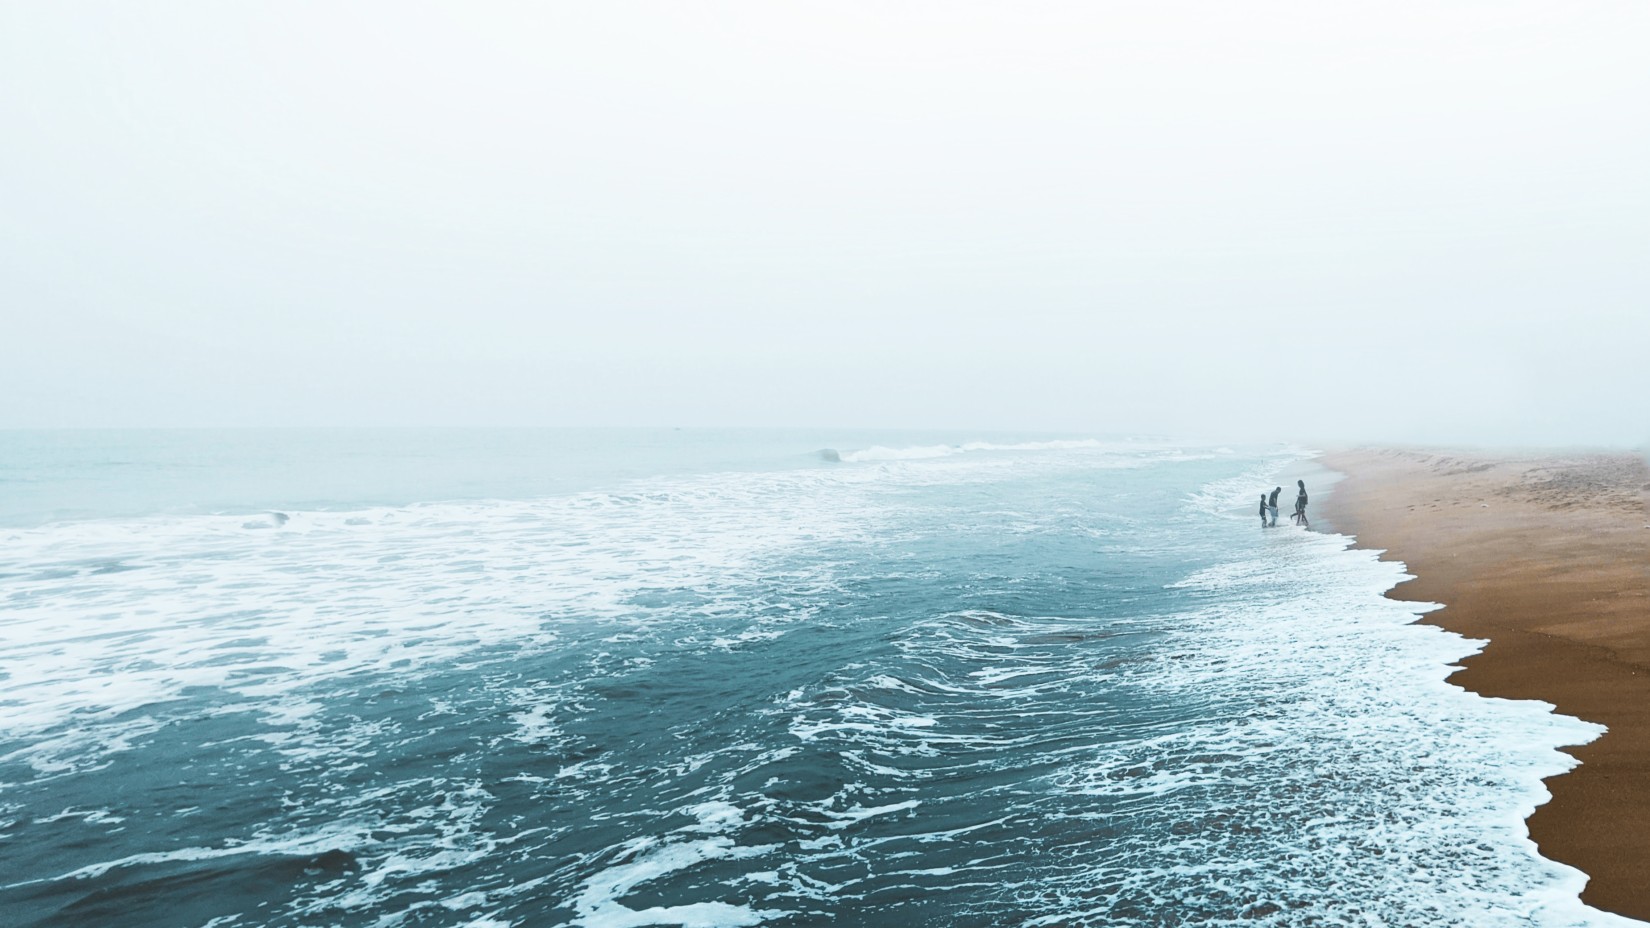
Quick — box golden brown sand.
[1322,449,1650,919]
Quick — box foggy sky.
[2,2,1646,445]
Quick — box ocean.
[0,430,1629,927]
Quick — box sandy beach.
[1324,449,1650,919]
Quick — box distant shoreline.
[1322,448,1650,920]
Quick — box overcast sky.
[1,2,1645,444]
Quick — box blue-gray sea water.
[0,430,1628,927]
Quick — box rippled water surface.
[0,431,1628,927]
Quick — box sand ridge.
[1323,448,1650,920]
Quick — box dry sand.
[1322,449,1650,920]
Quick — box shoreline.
[1322,448,1650,921]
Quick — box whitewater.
[0,430,1633,927]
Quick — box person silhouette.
[1267,487,1281,526]
[1260,494,1270,527]
[1293,480,1309,528]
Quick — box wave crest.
[832,439,1105,464]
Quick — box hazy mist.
[2,2,1646,445]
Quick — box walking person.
[1267,487,1281,527]
[1260,494,1269,528]
[1292,480,1309,528]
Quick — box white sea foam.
[0,465,902,776]
[568,834,780,928]
[837,443,963,462]
[3,440,1629,926]
[2,440,1171,922]
[1042,456,1638,927]
[833,438,1189,463]
[751,452,1641,926]
[815,799,921,829]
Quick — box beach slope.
[1323,449,1650,919]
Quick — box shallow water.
[0,431,1630,926]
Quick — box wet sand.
[1322,449,1650,920]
